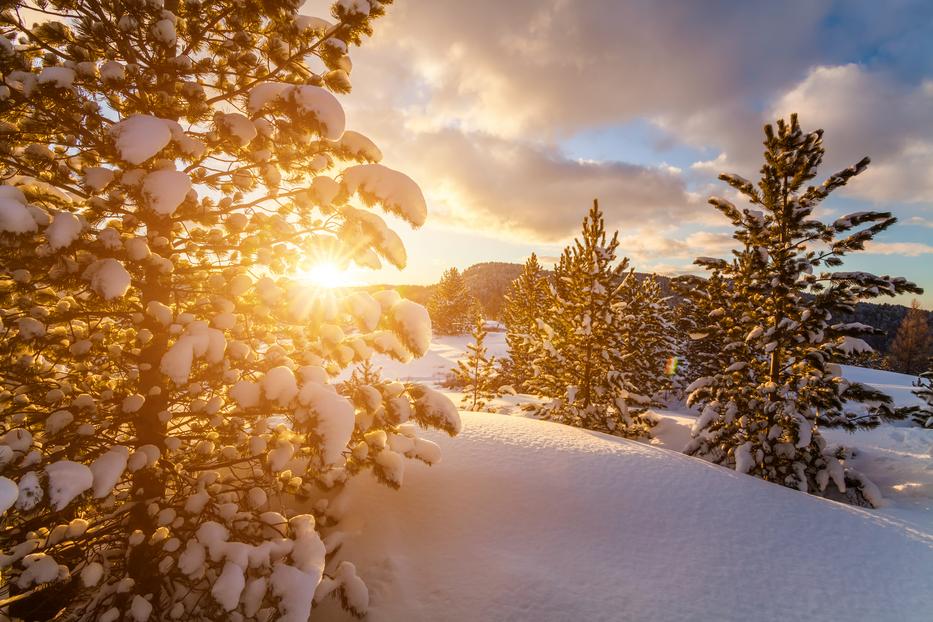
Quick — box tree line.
[428,267,931,375]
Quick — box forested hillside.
[370,263,929,363]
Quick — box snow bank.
[340,333,509,384]
[839,364,927,411]
[318,412,933,621]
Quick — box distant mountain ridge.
[457,262,929,355]
[360,262,929,357]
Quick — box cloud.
[355,120,700,241]
[332,0,874,139]
[769,64,933,204]
[908,216,933,228]
[303,0,933,260]
[863,241,933,256]
[615,228,736,268]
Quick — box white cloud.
[302,0,933,267]
[769,65,933,204]
[352,120,701,241]
[863,241,933,256]
[907,216,933,228]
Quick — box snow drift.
[318,412,933,621]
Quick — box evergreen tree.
[501,253,549,390]
[0,2,462,619]
[527,201,653,437]
[834,348,893,371]
[427,267,479,335]
[672,273,730,394]
[617,272,678,402]
[887,300,933,374]
[685,114,921,506]
[451,319,499,411]
[899,358,933,428]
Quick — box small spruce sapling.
[452,319,499,411]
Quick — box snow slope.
[358,333,933,523]
[839,364,926,411]
[320,412,933,621]
[327,333,933,618]
[647,365,933,536]
[343,332,509,384]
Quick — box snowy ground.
[323,333,933,620]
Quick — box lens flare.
[300,262,349,289]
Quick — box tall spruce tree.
[887,300,933,374]
[527,201,653,437]
[617,272,677,402]
[685,114,921,505]
[501,253,549,390]
[451,319,499,411]
[0,2,462,620]
[427,267,479,336]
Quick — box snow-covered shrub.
[526,201,653,437]
[0,1,460,619]
[449,319,500,411]
[684,114,921,505]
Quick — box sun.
[301,262,349,289]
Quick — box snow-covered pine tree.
[616,272,677,402]
[426,267,479,336]
[0,2,461,620]
[501,253,549,390]
[672,273,730,394]
[887,300,933,374]
[451,319,498,411]
[685,114,922,505]
[527,200,653,437]
[899,358,932,428]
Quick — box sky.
[315,1,933,305]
